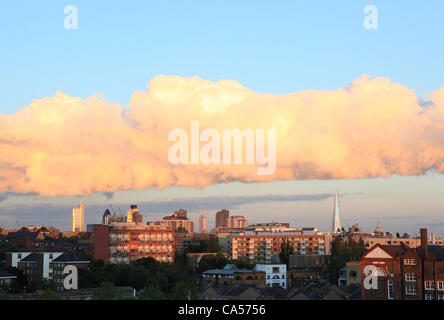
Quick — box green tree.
[169,280,198,300]
[228,260,255,270]
[38,289,62,300]
[197,253,228,273]
[186,238,221,253]
[279,239,294,268]
[329,237,366,284]
[92,281,124,300]
[139,285,167,300]
[79,259,107,289]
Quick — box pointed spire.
[332,192,342,233]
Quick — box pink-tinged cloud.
[1,75,444,197]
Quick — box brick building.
[360,228,444,300]
[7,251,64,288]
[93,223,174,264]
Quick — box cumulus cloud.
[1,75,444,197]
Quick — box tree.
[197,253,228,273]
[5,267,27,293]
[79,259,107,289]
[227,260,255,270]
[279,239,294,268]
[186,238,221,253]
[329,237,366,284]
[92,281,124,300]
[139,285,167,300]
[38,289,62,300]
[169,280,198,300]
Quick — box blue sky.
[1,1,444,234]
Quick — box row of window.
[387,280,444,299]
[425,280,444,290]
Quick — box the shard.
[331,192,342,233]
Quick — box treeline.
[78,257,197,299]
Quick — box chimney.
[420,228,428,256]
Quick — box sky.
[1,1,444,235]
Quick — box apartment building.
[93,223,174,264]
[150,209,194,233]
[6,251,64,288]
[228,231,331,263]
[215,209,230,228]
[227,215,249,229]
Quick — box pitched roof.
[19,253,37,262]
[6,231,40,241]
[362,243,411,259]
[51,252,91,263]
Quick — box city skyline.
[1,190,440,240]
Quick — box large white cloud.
[1,75,444,197]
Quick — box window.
[272,267,279,273]
[405,273,416,282]
[425,294,435,300]
[425,281,435,290]
[438,281,444,291]
[388,280,394,300]
[405,285,417,295]
[438,294,444,301]
[404,259,416,265]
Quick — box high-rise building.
[72,201,85,232]
[127,205,143,225]
[199,210,207,233]
[227,215,249,228]
[150,209,194,233]
[331,192,341,233]
[216,209,230,228]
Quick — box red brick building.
[361,228,444,300]
[93,223,174,264]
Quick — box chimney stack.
[420,228,428,256]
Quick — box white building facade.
[254,264,287,289]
